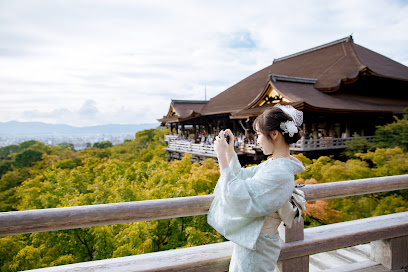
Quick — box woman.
[207,104,305,271]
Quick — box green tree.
[13,149,43,168]
[93,141,113,149]
[19,140,37,149]
[372,116,408,151]
[342,134,372,159]
[57,142,75,150]
[0,160,12,177]
[0,145,22,160]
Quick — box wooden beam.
[0,195,213,237]
[1,175,407,237]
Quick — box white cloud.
[19,99,163,127]
[0,0,407,126]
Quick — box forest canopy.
[0,117,407,271]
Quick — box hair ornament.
[280,120,298,137]
[274,104,303,137]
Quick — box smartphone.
[219,132,230,144]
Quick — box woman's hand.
[224,129,235,156]
[214,130,229,156]
[214,129,234,172]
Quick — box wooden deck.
[309,244,392,272]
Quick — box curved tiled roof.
[200,36,408,116]
[158,100,207,123]
[159,36,408,122]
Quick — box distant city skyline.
[0,133,135,149]
[0,121,159,148]
[1,0,407,126]
[0,120,158,135]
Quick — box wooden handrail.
[1,174,407,237]
[0,195,213,237]
[301,174,408,201]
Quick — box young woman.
[207,104,305,271]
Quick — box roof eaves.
[273,35,354,63]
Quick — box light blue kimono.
[207,152,305,271]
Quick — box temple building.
[158,36,408,162]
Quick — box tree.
[0,145,22,160]
[13,149,43,168]
[93,141,113,149]
[0,161,12,177]
[342,134,372,159]
[19,140,37,149]
[57,142,75,150]
[372,116,408,151]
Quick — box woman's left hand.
[214,130,229,156]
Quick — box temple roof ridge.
[273,35,353,63]
[269,73,317,84]
[171,99,208,104]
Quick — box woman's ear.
[270,130,279,141]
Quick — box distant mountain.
[0,121,160,136]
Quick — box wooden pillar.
[370,236,408,270]
[277,218,308,272]
[312,123,318,139]
[345,122,350,137]
[245,119,250,140]
[329,123,335,137]
[222,118,227,130]
[181,124,185,136]
[232,119,238,136]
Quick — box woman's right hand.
[224,129,235,156]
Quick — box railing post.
[370,236,408,271]
[276,218,308,272]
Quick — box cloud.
[0,0,407,126]
[19,99,161,126]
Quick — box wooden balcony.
[164,135,375,161]
[1,175,407,271]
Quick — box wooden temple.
[158,36,408,162]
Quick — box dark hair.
[252,107,302,145]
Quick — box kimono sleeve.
[228,152,262,180]
[214,163,294,218]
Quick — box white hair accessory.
[274,104,303,137]
[280,120,298,137]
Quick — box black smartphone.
[225,134,230,144]
[219,132,230,144]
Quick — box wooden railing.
[164,135,375,157]
[291,136,375,151]
[1,175,407,271]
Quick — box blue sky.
[0,0,407,126]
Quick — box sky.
[1,0,407,127]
